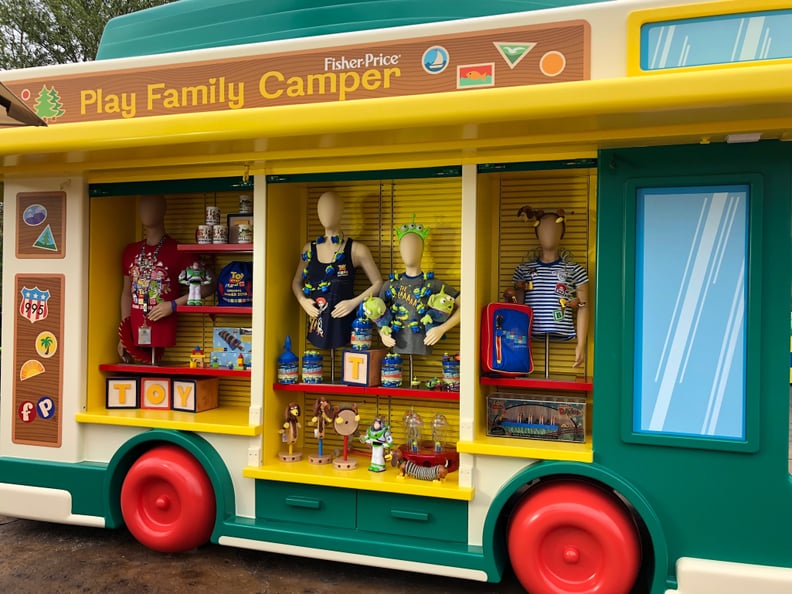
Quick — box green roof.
[97,0,606,60]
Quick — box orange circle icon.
[540,51,566,77]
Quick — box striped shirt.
[513,258,588,339]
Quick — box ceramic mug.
[205,205,221,225]
[239,194,253,214]
[212,223,228,244]
[237,223,252,244]
[196,224,212,244]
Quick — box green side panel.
[97,0,607,59]
[595,142,792,581]
[0,457,107,517]
[89,176,254,198]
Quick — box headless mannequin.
[379,232,461,349]
[117,196,213,360]
[292,191,382,348]
[514,214,589,368]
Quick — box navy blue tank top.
[305,238,356,349]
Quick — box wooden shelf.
[177,243,253,253]
[457,434,592,463]
[100,363,251,378]
[243,458,474,501]
[76,405,261,436]
[273,382,460,401]
[480,375,593,392]
[176,305,252,315]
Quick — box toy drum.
[237,223,252,243]
[301,351,323,384]
[205,205,221,225]
[381,353,403,387]
[239,194,253,214]
[350,317,373,350]
[196,224,212,244]
[212,223,228,244]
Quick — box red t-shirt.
[122,236,192,347]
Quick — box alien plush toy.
[419,285,455,331]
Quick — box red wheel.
[508,481,641,594]
[121,445,216,553]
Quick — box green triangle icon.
[494,42,537,69]
[33,224,57,251]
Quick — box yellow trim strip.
[243,460,475,501]
[457,437,593,463]
[76,406,262,436]
[3,63,792,158]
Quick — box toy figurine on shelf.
[513,205,590,368]
[278,402,302,462]
[292,191,383,350]
[378,215,461,355]
[309,397,334,465]
[179,260,213,306]
[189,345,206,369]
[391,449,449,483]
[361,417,393,472]
[403,408,423,453]
[332,404,360,470]
[235,353,246,370]
[432,413,449,453]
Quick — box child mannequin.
[378,217,460,355]
[512,206,589,368]
[292,191,383,349]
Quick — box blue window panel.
[634,186,748,440]
[641,10,792,70]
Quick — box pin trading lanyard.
[137,234,167,318]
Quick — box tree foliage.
[0,0,173,70]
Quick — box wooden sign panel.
[16,192,66,259]
[13,274,65,447]
[2,20,589,124]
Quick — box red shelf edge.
[100,363,251,378]
[480,376,592,392]
[273,383,460,401]
[177,243,253,253]
[176,305,253,315]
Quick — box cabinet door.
[256,481,355,529]
[357,491,467,543]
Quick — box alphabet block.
[342,349,386,387]
[172,378,219,413]
[106,377,139,409]
[140,377,171,410]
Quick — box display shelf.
[480,375,593,392]
[76,406,262,436]
[177,243,253,253]
[100,363,251,378]
[243,458,474,501]
[176,305,253,315]
[456,434,592,463]
[273,382,460,401]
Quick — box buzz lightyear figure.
[361,417,393,472]
[179,261,213,305]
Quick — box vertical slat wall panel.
[497,171,593,377]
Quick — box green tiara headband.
[395,214,430,241]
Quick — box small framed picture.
[227,213,253,244]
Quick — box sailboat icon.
[423,46,449,73]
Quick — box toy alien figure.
[377,215,461,355]
[179,261,213,305]
[278,402,302,462]
[361,417,393,472]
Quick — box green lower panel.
[0,457,107,517]
[255,480,355,529]
[357,490,467,543]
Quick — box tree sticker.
[33,85,66,122]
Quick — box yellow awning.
[2,63,791,178]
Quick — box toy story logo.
[3,20,588,124]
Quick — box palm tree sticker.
[34,85,66,122]
[35,331,58,359]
